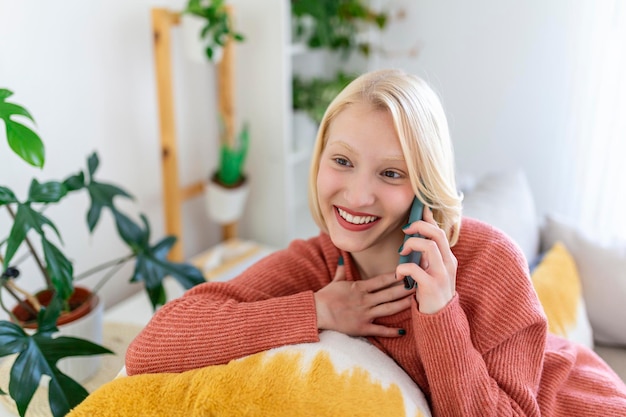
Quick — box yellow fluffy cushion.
[531,242,593,348]
[68,331,431,417]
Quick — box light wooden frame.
[151,7,237,261]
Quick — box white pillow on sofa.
[461,170,540,263]
[541,215,626,347]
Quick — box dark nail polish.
[398,329,406,336]
[397,244,404,253]
[404,276,416,290]
[338,255,344,266]
[402,223,411,230]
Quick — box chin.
[326,227,371,254]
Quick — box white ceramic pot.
[204,178,250,225]
[56,293,104,383]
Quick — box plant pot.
[11,287,104,383]
[181,14,223,64]
[204,176,250,225]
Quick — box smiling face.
[316,101,416,258]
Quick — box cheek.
[384,187,415,222]
[316,164,338,202]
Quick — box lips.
[334,206,380,231]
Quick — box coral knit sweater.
[126,217,626,416]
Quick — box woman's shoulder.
[454,216,528,269]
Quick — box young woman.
[126,69,626,416]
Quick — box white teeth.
[337,208,378,225]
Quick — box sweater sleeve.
[412,219,546,417]
[125,236,338,375]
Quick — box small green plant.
[215,122,249,187]
[183,0,245,62]
[0,89,205,417]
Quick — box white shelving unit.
[222,0,304,249]
[230,0,369,249]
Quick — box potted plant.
[290,0,389,58]
[0,89,205,417]
[292,71,357,125]
[181,0,245,63]
[204,121,250,226]
[290,0,391,125]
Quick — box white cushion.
[461,170,540,263]
[541,215,626,346]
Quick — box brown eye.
[382,170,401,179]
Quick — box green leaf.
[62,172,85,192]
[0,89,12,101]
[129,232,204,310]
[4,118,45,169]
[0,91,45,168]
[3,203,61,267]
[112,210,147,250]
[0,186,17,205]
[86,152,98,178]
[27,179,66,203]
[42,238,74,301]
[36,292,62,336]
[85,181,133,232]
[8,334,111,417]
[0,321,28,357]
[217,123,249,186]
[0,296,113,417]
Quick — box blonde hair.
[308,69,462,246]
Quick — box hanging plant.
[183,0,245,62]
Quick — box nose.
[343,172,376,208]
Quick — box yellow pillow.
[531,242,593,347]
[68,331,432,417]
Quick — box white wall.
[0,0,592,316]
[372,0,584,218]
[0,0,223,314]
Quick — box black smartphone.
[399,197,425,289]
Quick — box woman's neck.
[350,232,404,279]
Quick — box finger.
[422,204,437,225]
[395,262,429,289]
[367,283,414,305]
[363,323,408,338]
[332,255,346,282]
[369,294,413,317]
[400,224,450,275]
[412,207,456,272]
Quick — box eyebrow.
[328,140,406,162]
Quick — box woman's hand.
[314,260,412,337]
[396,206,458,314]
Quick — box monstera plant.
[0,89,205,417]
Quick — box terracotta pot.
[12,286,97,328]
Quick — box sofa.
[60,169,626,417]
[461,170,626,381]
